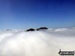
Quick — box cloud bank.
[0,27,75,56]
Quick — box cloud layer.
[0,27,75,56]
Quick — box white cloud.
[0,27,75,56]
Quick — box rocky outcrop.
[26,28,35,32]
[36,27,48,31]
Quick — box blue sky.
[0,0,75,29]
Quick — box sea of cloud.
[0,27,75,56]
